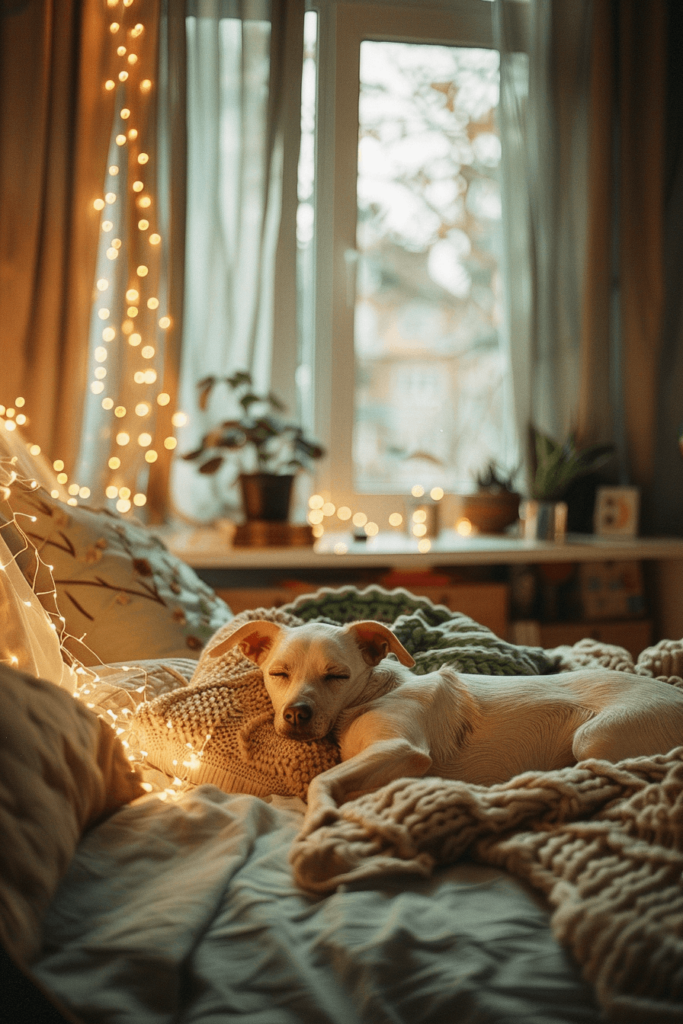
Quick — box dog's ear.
[208,620,284,665]
[344,620,415,667]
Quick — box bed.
[1,457,682,1023]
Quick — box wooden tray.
[232,521,314,548]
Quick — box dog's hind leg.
[572,688,683,763]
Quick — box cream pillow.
[0,479,233,665]
[0,664,144,966]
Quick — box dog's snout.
[283,703,313,727]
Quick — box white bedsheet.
[33,786,603,1024]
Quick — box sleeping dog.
[210,619,683,833]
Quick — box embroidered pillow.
[0,480,233,666]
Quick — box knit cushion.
[134,609,340,799]
[0,479,233,666]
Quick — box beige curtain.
[578,0,666,521]
[495,0,592,488]
[498,0,667,529]
[0,0,113,467]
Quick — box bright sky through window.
[353,41,512,494]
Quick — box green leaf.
[227,370,252,389]
[267,391,287,413]
[198,456,224,475]
[197,377,216,411]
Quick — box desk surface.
[163,526,683,571]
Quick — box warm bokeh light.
[388,512,403,527]
[455,516,473,536]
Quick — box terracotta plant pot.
[454,492,521,534]
[239,473,295,522]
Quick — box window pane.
[354,41,510,494]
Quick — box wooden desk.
[163,527,683,644]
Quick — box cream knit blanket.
[292,745,683,1022]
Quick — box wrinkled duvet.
[33,785,603,1024]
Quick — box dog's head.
[209,619,414,740]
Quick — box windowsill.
[161,525,683,570]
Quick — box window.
[305,0,521,528]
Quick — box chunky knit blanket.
[290,635,683,1024]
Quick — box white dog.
[210,619,683,832]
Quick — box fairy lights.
[76,0,191,517]
[0,458,207,802]
[306,487,444,546]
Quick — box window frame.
[308,0,502,525]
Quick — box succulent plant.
[475,461,519,494]
[531,429,614,501]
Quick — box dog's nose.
[283,703,313,726]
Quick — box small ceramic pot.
[454,492,521,534]
[239,473,295,522]
[519,500,568,542]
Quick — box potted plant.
[455,462,521,534]
[522,429,614,540]
[182,371,325,524]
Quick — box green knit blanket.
[280,585,554,676]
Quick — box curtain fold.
[578,0,666,530]
[0,0,113,467]
[172,0,304,522]
[73,0,187,519]
[498,0,667,532]
[652,1,683,536]
[495,0,592,483]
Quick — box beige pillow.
[0,664,144,966]
[0,480,233,665]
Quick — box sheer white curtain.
[74,0,186,518]
[172,0,304,522]
[494,0,592,483]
